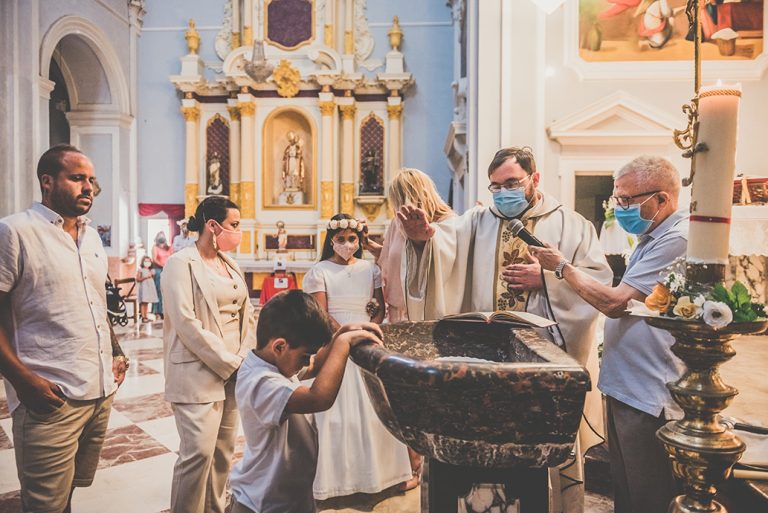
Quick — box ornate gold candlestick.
[650,317,766,513]
[651,2,768,512]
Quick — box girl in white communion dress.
[302,213,415,499]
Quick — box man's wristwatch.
[554,259,570,280]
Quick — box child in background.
[228,290,383,513]
[136,255,158,322]
[302,213,415,499]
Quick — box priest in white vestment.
[400,147,613,513]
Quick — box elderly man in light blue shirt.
[530,155,687,513]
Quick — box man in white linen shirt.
[0,144,128,513]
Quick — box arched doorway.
[39,16,135,258]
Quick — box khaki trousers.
[12,394,114,513]
[170,380,239,513]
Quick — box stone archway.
[38,15,134,257]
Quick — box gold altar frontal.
[171,1,412,292]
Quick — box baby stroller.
[106,275,131,327]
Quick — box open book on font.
[442,310,556,328]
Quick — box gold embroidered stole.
[493,217,538,311]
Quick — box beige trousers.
[12,394,114,513]
[170,380,239,513]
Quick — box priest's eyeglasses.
[611,190,661,210]
[488,175,530,193]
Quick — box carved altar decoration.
[171,4,413,294]
[272,59,301,97]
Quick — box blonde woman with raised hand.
[364,168,454,322]
[161,195,255,513]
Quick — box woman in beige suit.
[161,196,255,513]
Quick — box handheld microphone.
[509,219,545,247]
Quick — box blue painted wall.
[137,0,454,203]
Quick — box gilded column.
[243,0,253,44]
[181,101,201,218]
[324,0,335,48]
[238,94,256,224]
[339,102,356,216]
[319,99,336,219]
[344,0,354,54]
[232,0,241,48]
[227,101,241,207]
[387,98,403,177]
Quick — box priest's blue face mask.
[491,176,533,218]
[613,194,660,234]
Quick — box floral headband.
[327,218,364,231]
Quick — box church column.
[227,100,241,207]
[387,95,403,177]
[324,0,335,48]
[243,0,253,44]
[232,0,241,48]
[339,101,356,216]
[319,94,337,219]
[238,92,256,255]
[181,100,200,218]
[344,0,354,54]
[238,93,256,219]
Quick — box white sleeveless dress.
[302,259,412,499]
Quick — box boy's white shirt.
[229,352,318,513]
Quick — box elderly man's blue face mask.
[614,194,660,234]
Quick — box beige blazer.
[161,246,256,403]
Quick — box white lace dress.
[302,259,412,499]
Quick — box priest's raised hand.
[397,205,436,243]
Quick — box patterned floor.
[0,320,617,513]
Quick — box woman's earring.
[211,226,218,251]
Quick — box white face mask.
[332,241,358,261]
[142,261,152,268]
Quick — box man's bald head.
[614,155,681,200]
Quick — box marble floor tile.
[0,427,11,452]
[0,450,20,494]
[135,362,160,376]
[142,358,166,374]
[97,424,170,470]
[136,416,180,453]
[0,419,12,448]
[106,408,135,430]
[0,490,19,513]
[72,453,177,513]
[124,346,165,361]
[115,374,166,400]
[113,392,173,423]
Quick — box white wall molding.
[548,90,681,147]
[40,16,130,113]
[66,110,134,129]
[549,90,687,208]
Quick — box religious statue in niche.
[360,149,384,195]
[279,132,306,205]
[207,152,224,195]
[276,221,288,253]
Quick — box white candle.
[687,83,741,266]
